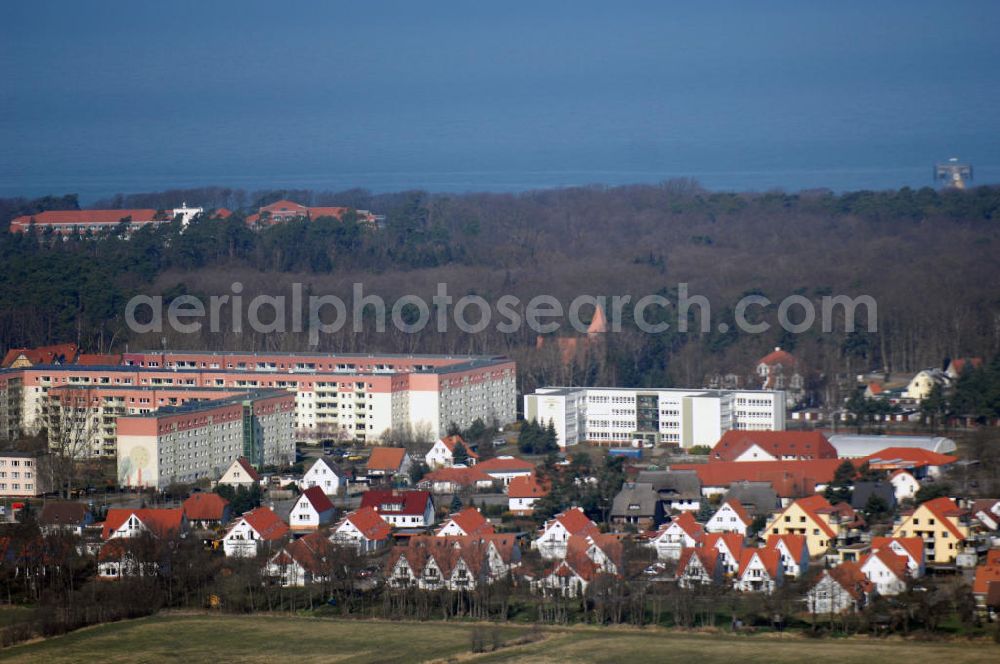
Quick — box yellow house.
[891,496,970,565]
[903,369,946,401]
[765,494,851,558]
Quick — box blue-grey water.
[2,1,999,203]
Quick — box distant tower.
[934,157,973,189]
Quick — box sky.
[2,1,999,200]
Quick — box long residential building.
[523,386,785,449]
[116,390,295,490]
[0,351,517,451]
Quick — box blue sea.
[2,1,999,203]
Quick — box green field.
[5,614,1000,663]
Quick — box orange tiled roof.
[508,474,548,499]
[738,548,781,578]
[340,507,392,541]
[710,430,836,462]
[182,492,229,521]
[438,507,494,537]
[864,548,909,579]
[826,562,873,599]
[673,458,843,498]
[549,507,599,537]
[863,447,958,469]
[367,447,407,472]
[477,456,536,474]
[870,536,925,565]
[918,497,967,541]
[238,507,289,541]
[102,508,185,540]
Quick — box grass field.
[5,614,1000,663]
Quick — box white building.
[298,456,344,495]
[523,386,785,449]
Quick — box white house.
[860,549,909,596]
[765,534,809,578]
[288,486,336,532]
[299,456,344,495]
[266,532,335,587]
[870,537,925,577]
[646,512,704,561]
[435,507,494,537]
[425,435,479,469]
[359,490,435,528]
[508,474,547,515]
[476,456,536,487]
[734,548,783,594]
[533,507,599,560]
[676,547,722,588]
[331,507,392,554]
[217,457,261,489]
[889,469,920,502]
[805,563,872,614]
[705,500,751,535]
[222,507,290,557]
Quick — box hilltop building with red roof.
[245,199,380,229]
[366,447,412,481]
[709,430,836,463]
[755,347,805,406]
[101,508,187,541]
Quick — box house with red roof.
[972,499,1000,532]
[973,554,1000,620]
[764,494,848,557]
[646,511,704,561]
[534,507,600,559]
[360,489,435,528]
[289,486,336,532]
[298,456,345,496]
[734,548,783,593]
[101,508,187,541]
[860,548,910,595]
[805,562,873,614]
[9,209,167,236]
[420,465,494,494]
[97,539,161,580]
[765,533,809,578]
[2,343,79,368]
[245,199,379,229]
[755,347,805,406]
[182,492,231,529]
[476,456,536,486]
[436,507,494,538]
[508,474,548,514]
[671,458,843,502]
[532,533,621,597]
[705,499,751,535]
[222,506,290,557]
[366,447,412,482]
[266,531,339,587]
[891,496,972,564]
[74,353,122,366]
[676,547,723,588]
[217,457,261,489]
[870,536,925,576]
[709,430,836,463]
[387,534,521,591]
[425,434,479,469]
[704,531,746,574]
[331,507,393,554]
[863,447,957,479]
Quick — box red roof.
[182,493,229,522]
[75,353,122,366]
[360,490,432,517]
[710,430,836,462]
[549,507,599,537]
[300,486,335,513]
[870,536,925,565]
[948,358,983,375]
[738,548,782,578]
[791,494,838,539]
[238,507,289,541]
[826,562,873,599]
[758,348,797,367]
[477,456,536,474]
[973,563,1000,595]
[704,531,745,558]
[438,507,494,537]
[672,458,843,498]
[10,209,162,232]
[863,447,958,470]
[676,546,720,579]
[918,497,967,541]
[765,533,806,558]
[339,507,392,541]
[438,435,480,459]
[232,457,261,482]
[720,499,751,524]
[213,208,233,219]
[508,474,548,499]
[273,531,337,574]
[423,466,492,487]
[658,511,705,541]
[2,343,79,367]
[863,548,909,580]
[101,508,185,540]
[367,447,408,472]
[867,382,884,395]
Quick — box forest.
[1,182,999,399]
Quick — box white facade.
[861,555,907,596]
[524,386,785,449]
[705,502,749,535]
[298,458,343,495]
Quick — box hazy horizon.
[3,1,1000,202]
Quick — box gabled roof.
[654,511,704,541]
[710,430,836,462]
[437,435,479,459]
[367,447,408,472]
[611,482,658,518]
[870,536,924,565]
[825,562,873,599]
[917,497,967,540]
[438,507,494,537]
[791,494,837,539]
[298,486,335,513]
[477,456,536,474]
[236,507,289,541]
[738,548,781,578]
[704,531,745,558]
[227,457,261,482]
[947,357,983,375]
[102,508,185,540]
[360,490,432,516]
[863,548,909,579]
[673,459,842,498]
[973,562,1000,595]
[508,474,548,499]
[717,499,751,524]
[182,493,229,521]
[272,531,337,574]
[765,533,806,558]
[38,502,91,527]
[758,348,797,367]
[307,456,344,477]
[545,507,599,538]
[337,507,392,541]
[2,343,79,367]
[676,546,720,578]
